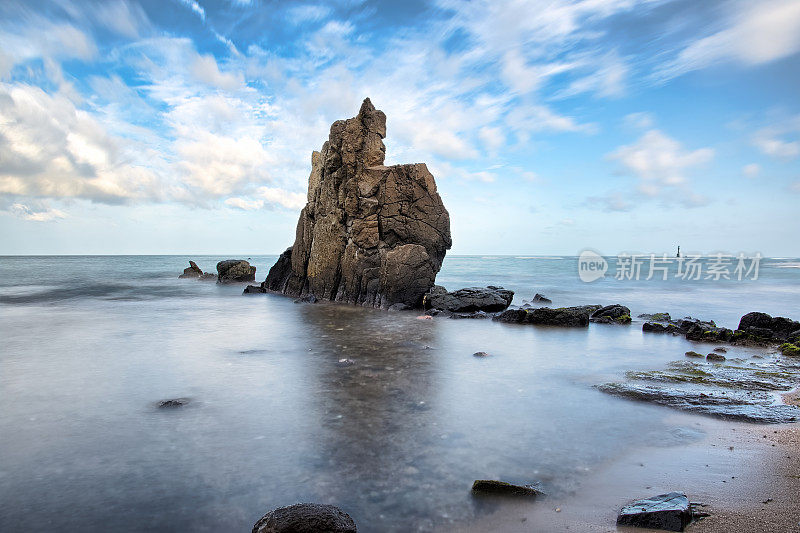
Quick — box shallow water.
[0,255,798,531]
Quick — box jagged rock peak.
[263,98,452,308]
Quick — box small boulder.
[616,492,692,532]
[423,286,514,313]
[473,351,490,357]
[706,353,726,362]
[713,347,727,353]
[737,312,800,342]
[217,260,256,283]
[178,260,203,279]
[532,293,552,304]
[779,343,800,356]
[590,304,631,324]
[471,480,541,497]
[493,308,530,324]
[684,351,704,358]
[252,503,356,533]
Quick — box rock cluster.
[590,304,631,324]
[642,311,800,345]
[262,98,451,308]
[217,260,256,283]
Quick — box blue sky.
[0,0,798,256]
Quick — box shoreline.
[447,415,800,532]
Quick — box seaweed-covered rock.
[471,480,541,497]
[252,503,356,533]
[685,351,704,358]
[217,260,256,283]
[616,492,692,532]
[780,343,800,356]
[263,98,451,309]
[706,353,726,362]
[178,260,204,279]
[423,286,513,313]
[590,304,631,324]
[685,323,733,342]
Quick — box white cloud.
[742,163,760,178]
[623,112,655,130]
[658,0,800,79]
[751,116,800,159]
[190,54,244,90]
[609,129,714,200]
[9,202,66,221]
[177,0,206,21]
[225,187,306,211]
[95,0,151,38]
[286,4,331,24]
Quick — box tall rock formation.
[264,98,451,308]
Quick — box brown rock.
[264,98,451,308]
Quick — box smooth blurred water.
[0,255,798,532]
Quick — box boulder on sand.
[423,286,514,313]
[471,480,542,497]
[263,98,451,308]
[616,492,692,532]
[252,503,357,533]
[178,260,203,279]
[217,260,256,283]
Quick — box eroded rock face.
[264,98,451,308]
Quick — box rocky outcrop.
[252,503,357,533]
[423,286,513,313]
[217,260,256,283]
[494,305,603,326]
[178,260,203,279]
[263,98,451,308]
[616,492,692,532]
[590,304,631,324]
[736,312,800,342]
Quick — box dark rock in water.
[423,286,513,313]
[217,260,256,283]
[639,312,672,322]
[532,293,552,304]
[243,285,267,294]
[713,347,727,353]
[471,480,541,497]
[157,398,189,408]
[451,310,491,319]
[199,273,217,281]
[684,351,704,358]
[737,312,800,342]
[493,308,530,324]
[780,343,800,356]
[178,260,204,279]
[527,305,601,327]
[686,323,733,342]
[706,353,726,362]
[643,315,731,341]
[616,492,692,532]
[590,304,631,324]
[643,322,682,335]
[252,503,357,533]
[263,98,452,309]
[473,351,490,357]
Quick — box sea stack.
[264,98,452,308]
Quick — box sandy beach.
[453,414,800,532]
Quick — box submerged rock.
[706,353,726,362]
[423,286,513,313]
[217,260,256,283]
[473,351,490,357]
[616,492,692,532]
[243,285,267,294]
[157,398,189,408]
[590,304,631,324]
[178,260,203,279]
[263,98,451,309]
[252,503,357,533]
[471,480,542,497]
[684,351,704,358]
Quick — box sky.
[0,0,798,256]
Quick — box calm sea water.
[1,255,799,532]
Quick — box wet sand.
[451,414,800,532]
